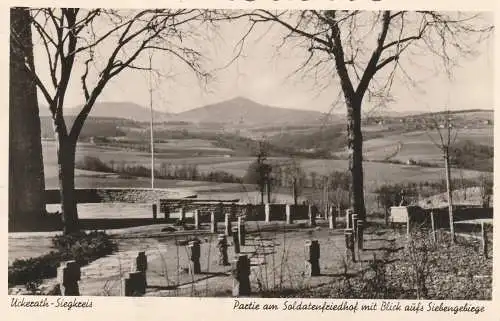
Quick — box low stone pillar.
[237,216,246,246]
[188,239,201,274]
[232,226,240,254]
[232,254,251,297]
[133,251,148,286]
[217,234,229,266]
[225,213,232,236]
[152,204,157,219]
[345,209,353,229]
[356,220,364,250]
[57,260,81,296]
[308,205,316,227]
[344,229,355,262]
[304,240,320,276]
[194,209,200,229]
[121,271,146,296]
[285,204,293,224]
[210,211,217,233]
[264,204,270,222]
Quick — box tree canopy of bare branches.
[11,7,216,233]
[231,10,492,220]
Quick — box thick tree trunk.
[346,96,366,220]
[9,7,46,230]
[57,136,79,234]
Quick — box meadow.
[336,127,493,164]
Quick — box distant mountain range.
[40,97,335,125]
[39,101,174,123]
[39,97,492,126]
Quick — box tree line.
[75,156,242,184]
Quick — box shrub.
[9,231,117,287]
[52,230,117,265]
[8,251,61,287]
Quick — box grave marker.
[304,240,320,276]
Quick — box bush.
[9,231,117,287]
[52,230,117,265]
[8,251,61,287]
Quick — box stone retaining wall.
[45,188,183,204]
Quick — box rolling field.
[42,139,491,196]
[335,127,493,163]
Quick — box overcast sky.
[33,10,494,115]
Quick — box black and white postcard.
[4,0,498,320]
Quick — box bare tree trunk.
[57,135,79,234]
[444,148,455,243]
[346,96,366,220]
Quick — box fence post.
[210,211,217,233]
[481,221,488,259]
[430,211,436,243]
[217,234,229,266]
[406,210,411,237]
[57,260,81,296]
[304,240,320,276]
[232,254,251,297]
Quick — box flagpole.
[149,53,155,189]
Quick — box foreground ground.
[8,219,492,299]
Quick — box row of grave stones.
[54,209,362,297]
